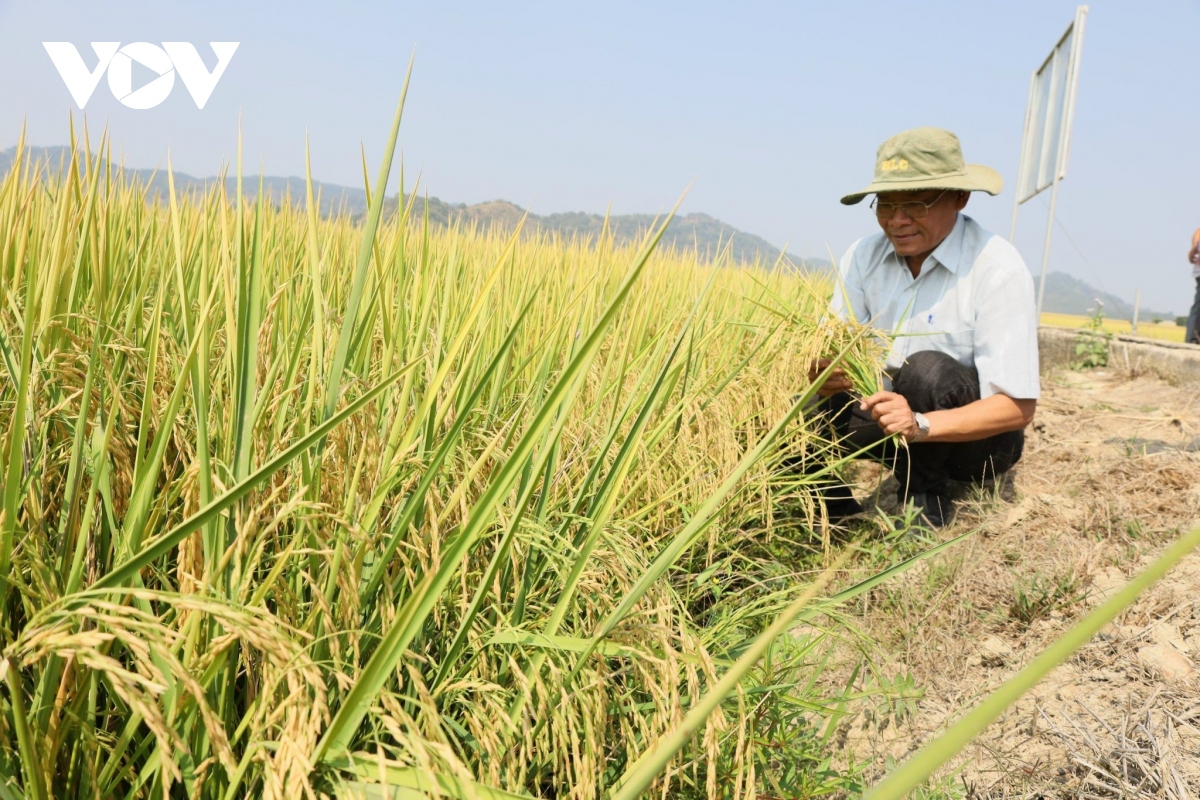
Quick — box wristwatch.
[911,412,931,442]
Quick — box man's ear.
[955,191,970,211]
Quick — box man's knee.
[900,350,963,373]
[893,350,980,413]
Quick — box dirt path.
[849,367,1200,798]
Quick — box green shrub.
[1072,302,1111,369]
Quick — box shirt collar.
[884,213,967,276]
[927,213,967,275]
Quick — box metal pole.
[1011,69,1038,243]
[1131,288,1141,336]
[1037,175,1060,318]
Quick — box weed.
[1125,519,1144,541]
[1009,568,1088,627]
[1072,301,1112,369]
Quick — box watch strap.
[911,412,931,442]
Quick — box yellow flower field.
[1040,312,1186,343]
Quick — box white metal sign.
[1016,9,1086,203]
[1010,5,1088,316]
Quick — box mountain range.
[1031,271,1174,322]
[0,145,822,270]
[1,144,1166,318]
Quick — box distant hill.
[406,195,827,268]
[0,145,828,271]
[1033,271,1173,321]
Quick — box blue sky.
[2,1,1198,314]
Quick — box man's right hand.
[809,358,852,397]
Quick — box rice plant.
[0,73,920,799]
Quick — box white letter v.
[43,43,120,109]
[163,42,239,109]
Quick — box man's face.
[875,189,969,259]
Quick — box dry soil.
[844,366,1200,799]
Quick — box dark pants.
[817,351,1024,497]
[1187,277,1200,345]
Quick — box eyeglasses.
[870,189,950,220]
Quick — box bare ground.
[842,367,1200,798]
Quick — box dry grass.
[832,366,1200,796]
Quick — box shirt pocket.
[902,325,974,365]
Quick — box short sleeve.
[829,239,869,323]
[971,239,1041,399]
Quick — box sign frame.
[1009,5,1088,316]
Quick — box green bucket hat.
[840,126,1003,205]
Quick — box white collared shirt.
[831,213,1041,400]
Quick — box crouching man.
[810,127,1039,527]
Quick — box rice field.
[1039,312,1186,343]
[3,88,1196,798]
[0,96,922,798]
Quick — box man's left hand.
[861,391,920,440]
